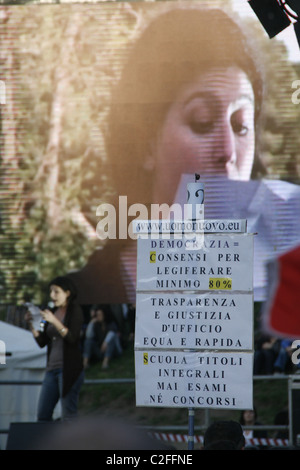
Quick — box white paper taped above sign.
[135,292,253,351]
[132,219,247,235]
[136,233,253,292]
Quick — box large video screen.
[0,0,299,307]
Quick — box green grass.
[79,343,136,417]
[253,378,289,426]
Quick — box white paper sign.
[135,350,253,409]
[135,292,253,351]
[137,234,253,292]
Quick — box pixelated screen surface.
[0,0,299,306]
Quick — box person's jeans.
[83,332,122,361]
[37,368,84,422]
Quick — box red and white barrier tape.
[149,432,203,444]
[148,432,289,447]
[245,437,289,447]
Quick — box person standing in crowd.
[253,333,280,375]
[273,339,300,374]
[83,305,123,370]
[203,420,246,450]
[25,276,84,422]
[240,408,268,442]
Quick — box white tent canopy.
[0,321,48,449]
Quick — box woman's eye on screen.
[188,118,214,135]
[231,110,251,137]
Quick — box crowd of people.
[202,418,293,451]
[200,406,291,450]
[20,278,292,449]
[31,415,292,450]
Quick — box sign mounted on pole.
[134,180,254,415]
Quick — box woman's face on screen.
[150,66,255,204]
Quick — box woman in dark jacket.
[239,408,268,441]
[26,276,84,422]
